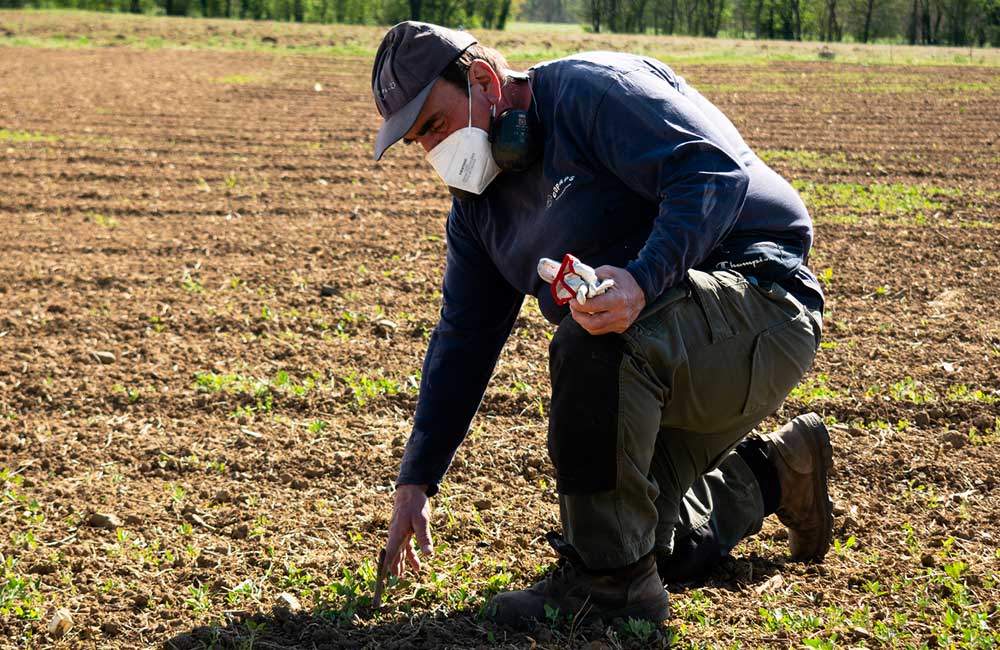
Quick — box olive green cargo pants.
[547,269,820,570]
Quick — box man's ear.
[468,60,501,104]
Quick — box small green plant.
[0,558,43,621]
[167,483,186,503]
[544,602,561,626]
[890,377,935,403]
[945,384,997,403]
[789,374,839,403]
[182,271,204,293]
[215,74,259,85]
[620,616,657,642]
[316,560,381,621]
[833,535,857,557]
[248,514,268,538]
[342,372,399,408]
[87,212,118,228]
[185,583,212,614]
[0,129,58,143]
[226,580,262,607]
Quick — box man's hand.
[385,484,433,577]
[569,266,646,335]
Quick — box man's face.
[402,65,497,154]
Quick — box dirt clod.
[87,512,123,530]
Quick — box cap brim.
[373,80,436,161]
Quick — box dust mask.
[425,77,500,197]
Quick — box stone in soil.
[47,608,73,638]
[275,592,303,619]
[88,350,116,364]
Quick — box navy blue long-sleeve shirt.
[397,52,823,494]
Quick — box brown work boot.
[487,533,669,629]
[758,412,834,562]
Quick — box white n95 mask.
[425,77,500,196]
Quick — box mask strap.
[466,75,473,128]
[526,71,541,122]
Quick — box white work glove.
[537,254,615,305]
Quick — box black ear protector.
[488,71,542,173]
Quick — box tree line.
[569,0,999,45]
[4,0,998,45]
[2,0,518,29]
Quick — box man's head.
[371,21,511,159]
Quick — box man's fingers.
[403,541,421,573]
[414,518,434,556]
[571,306,619,334]
[384,524,411,576]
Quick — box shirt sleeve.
[397,202,523,496]
[587,70,751,302]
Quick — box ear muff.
[489,107,542,173]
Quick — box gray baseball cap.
[371,21,477,161]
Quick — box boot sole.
[794,412,834,563]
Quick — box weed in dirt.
[315,559,380,622]
[148,315,167,332]
[789,373,839,403]
[0,557,43,621]
[194,370,323,419]
[307,420,329,435]
[889,376,935,403]
[86,211,118,228]
[758,595,825,635]
[185,583,213,615]
[112,383,142,404]
[214,73,260,85]
[342,372,400,409]
[226,579,263,608]
[167,482,186,503]
[794,180,963,223]
[945,384,998,403]
[832,535,857,557]
[182,270,204,293]
[0,128,58,143]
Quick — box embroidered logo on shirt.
[546,175,576,209]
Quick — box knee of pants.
[547,316,628,495]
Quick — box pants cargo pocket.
[741,313,817,417]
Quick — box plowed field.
[1,12,999,650]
